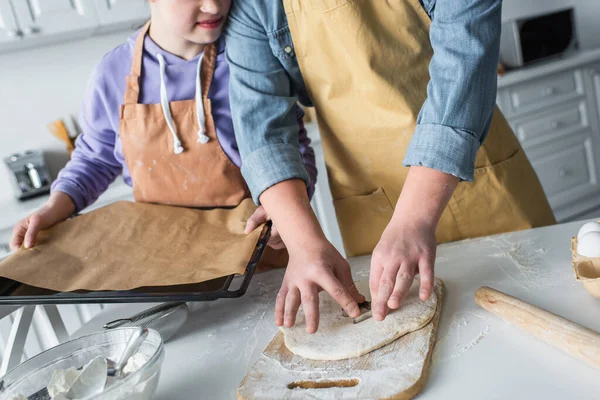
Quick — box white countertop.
[498,47,600,88]
[73,218,600,399]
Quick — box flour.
[47,367,81,397]
[239,279,444,400]
[489,237,563,289]
[281,280,437,361]
[433,312,491,363]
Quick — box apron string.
[123,21,150,105]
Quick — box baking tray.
[0,223,271,305]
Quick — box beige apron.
[283,0,556,257]
[119,22,248,208]
[120,23,287,270]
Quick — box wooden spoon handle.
[475,286,600,369]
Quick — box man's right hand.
[276,239,365,334]
[10,192,75,251]
[258,179,365,334]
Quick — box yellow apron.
[283,0,556,257]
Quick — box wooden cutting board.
[238,279,444,400]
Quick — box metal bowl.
[0,328,164,400]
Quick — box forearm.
[404,0,502,182]
[393,166,459,226]
[259,179,327,252]
[44,191,76,222]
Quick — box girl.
[9,0,317,255]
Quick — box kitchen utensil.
[341,300,372,324]
[26,328,148,399]
[0,208,270,306]
[475,286,600,369]
[64,356,108,399]
[238,279,445,400]
[104,303,188,342]
[47,120,76,155]
[107,327,148,378]
[0,328,164,400]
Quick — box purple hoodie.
[52,31,317,212]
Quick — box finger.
[418,256,435,301]
[300,285,319,334]
[244,207,267,234]
[24,215,42,249]
[373,262,400,321]
[334,262,365,304]
[319,271,360,319]
[369,257,384,304]
[10,222,27,251]
[284,288,301,328]
[274,287,288,327]
[388,263,417,310]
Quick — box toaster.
[3,150,52,200]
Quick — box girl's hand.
[245,206,285,250]
[10,192,75,251]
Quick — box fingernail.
[24,242,30,249]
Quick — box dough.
[281,279,437,361]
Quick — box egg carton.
[571,236,600,298]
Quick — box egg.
[577,221,600,241]
[577,231,600,257]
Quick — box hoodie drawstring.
[157,52,209,155]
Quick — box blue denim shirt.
[225,0,502,203]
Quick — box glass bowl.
[0,327,164,400]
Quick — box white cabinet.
[94,0,149,29]
[497,51,600,222]
[0,0,149,54]
[0,0,22,46]
[12,0,97,38]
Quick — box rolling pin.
[474,286,600,369]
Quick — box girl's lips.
[197,17,224,29]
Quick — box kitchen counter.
[498,47,600,88]
[0,180,133,231]
[73,218,600,399]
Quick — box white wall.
[0,31,134,203]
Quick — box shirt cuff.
[402,123,481,182]
[51,181,87,213]
[242,143,311,204]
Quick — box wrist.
[393,166,459,227]
[260,179,329,252]
[45,192,76,220]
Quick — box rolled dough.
[281,279,437,361]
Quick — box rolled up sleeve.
[403,0,502,181]
[225,2,309,203]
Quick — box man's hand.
[276,240,365,333]
[370,217,437,321]
[258,179,365,333]
[10,192,75,251]
[370,166,459,321]
[245,206,285,249]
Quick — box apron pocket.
[307,0,351,12]
[333,188,394,257]
[450,148,555,239]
